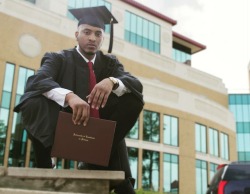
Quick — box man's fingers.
[96,93,105,108]
[91,90,100,109]
[81,106,90,126]
[72,107,77,123]
[83,116,89,126]
[68,94,90,125]
[102,94,110,108]
[87,88,96,104]
[92,92,107,109]
[74,108,83,125]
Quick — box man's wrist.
[109,77,119,90]
[65,92,74,103]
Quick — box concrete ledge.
[0,188,87,194]
[5,167,124,180]
[0,167,124,194]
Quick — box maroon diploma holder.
[51,111,116,166]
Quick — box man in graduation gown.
[14,6,144,194]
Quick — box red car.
[206,162,250,194]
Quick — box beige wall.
[0,12,75,70]
[118,56,228,108]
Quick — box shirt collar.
[76,45,96,64]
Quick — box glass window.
[163,114,178,146]
[208,166,224,190]
[220,133,229,160]
[127,147,138,189]
[229,94,250,162]
[209,163,218,182]
[229,104,250,122]
[68,0,109,9]
[130,14,137,44]
[228,94,235,104]
[172,43,191,64]
[16,67,27,95]
[126,119,139,139]
[24,0,36,3]
[196,160,207,194]
[0,63,15,165]
[163,153,179,193]
[56,158,63,169]
[125,11,160,54]
[237,132,250,159]
[136,17,143,46]
[209,128,219,157]
[0,119,6,158]
[143,110,160,143]
[1,91,11,109]
[142,149,159,191]
[195,123,207,153]
[238,151,250,161]
[237,133,245,151]
[29,143,36,167]
[148,22,154,51]
[142,19,149,48]
[3,64,15,92]
[64,160,75,169]
[154,25,160,53]
[9,67,35,167]
[0,109,9,165]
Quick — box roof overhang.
[173,31,206,54]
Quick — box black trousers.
[29,136,53,168]
[97,93,143,177]
[23,93,143,193]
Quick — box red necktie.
[87,61,99,118]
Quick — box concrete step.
[0,188,88,194]
[0,167,124,194]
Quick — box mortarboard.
[69,6,118,53]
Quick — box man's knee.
[120,94,144,115]
[20,96,60,145]
[21,96,47,123]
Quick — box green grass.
[110,189,162,194]
[135,189,162,194]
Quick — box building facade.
[0,0,237,193]
[229,94,250,161]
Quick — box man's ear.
[75,31,79,40]
[99,36,104,48]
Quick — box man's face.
[75,24,104,58]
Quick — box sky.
[135,0,250,93]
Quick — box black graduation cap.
[69,6,118,53]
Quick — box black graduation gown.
[14,48,144,148]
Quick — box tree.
[142,110,160,191]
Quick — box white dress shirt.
[43,46,130,107]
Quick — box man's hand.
[65,92,90,126]
[87,78,114,109]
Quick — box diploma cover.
[51,111,116,166]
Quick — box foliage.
[0,120,6,155]
[0,120,6,137]
[110,189,163,194]
[143,110,160,142]
[142,110,160,190]
[135,189,162,194]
